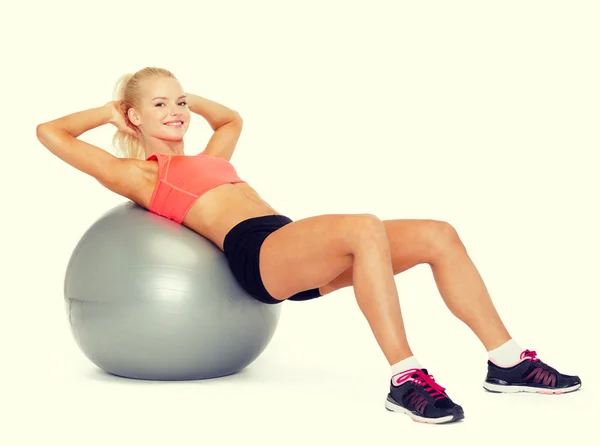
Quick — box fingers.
[113,101,138,137]
[120,123,137,137]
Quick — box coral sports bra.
[146,153,247,223]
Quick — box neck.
[142,135,185,159]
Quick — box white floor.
[5,295,595,446]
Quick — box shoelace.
[521,349,540,362]
[392,368,447,400]
[521,349,557,371]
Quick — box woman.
[36,67,581,424]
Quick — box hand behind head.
[106,100,138,137]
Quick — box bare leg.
[429,240,511,351]
[259,214,415,366]
[319,219,512,351]
[350,229,414,365]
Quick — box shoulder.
[127,157,157,179]
[104,158,156,206]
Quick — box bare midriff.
[130,159,280,251]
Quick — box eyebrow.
[152,95,187,101]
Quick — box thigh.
[383,218,456,268]
[259,213,382,301]
[319,219,456,295]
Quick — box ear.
[128,108,141,126]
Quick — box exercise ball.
[64,201,282,380]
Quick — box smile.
[164,121,184,127]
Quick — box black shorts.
[223,214,322,304]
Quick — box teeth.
[165,122,183,126]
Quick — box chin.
[160,129,188,140]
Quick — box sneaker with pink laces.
[483,349,582,394]
[385,368,464,424]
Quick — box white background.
[2,0,598,444]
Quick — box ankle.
[488,339,523,367]
[391,356,422,376]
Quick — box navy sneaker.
[483,349,582,394]
[385,368,464,424]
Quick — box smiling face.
[128,75,191,142]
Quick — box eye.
[155,101,187,107]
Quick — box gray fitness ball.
[64,202,281,381]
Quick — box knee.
[426,220,464,253]
[350,213,388,241]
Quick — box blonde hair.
[111,67,176,160]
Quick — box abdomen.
[182,183,280,250]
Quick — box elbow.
[36,123,55,141]
[215,114,242,131]
[36,123,64,150]
[36,123,50,144]
[36,123,46,137]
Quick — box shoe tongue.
[410,368,428,379]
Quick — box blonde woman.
[36,67,581,424]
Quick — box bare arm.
[39,104,113,138]
[186,93,241,130]
[186,93,244,161]
[36,104,140,196]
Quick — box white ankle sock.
[391,356,422,377]
[488,339,523,367]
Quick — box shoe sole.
[384,398,464,424]
[482,382,581,394]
